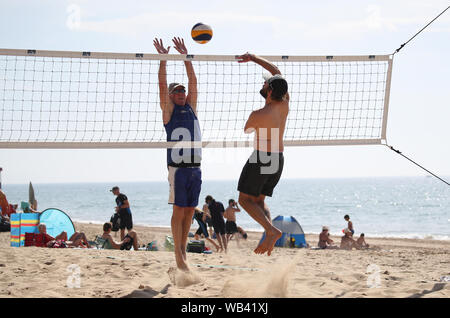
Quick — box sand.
[0,222,449,298]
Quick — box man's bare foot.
[175,250,190,272]
[254,227,282,256]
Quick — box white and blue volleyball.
[191,23,213,44]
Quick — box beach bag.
[187,240,205,253]
[0,218,10,232]
[110,213,120,232]
[146,241,158,251]
[24,233,46,247]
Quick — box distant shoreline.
[73,220,450,242]
[3,175,448,186]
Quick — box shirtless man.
[318,226,338,249]
[355,233,370,249]
[154,37,201,271]
[224,199,240,243]
[101,222,139,250]
[236,53,289,256]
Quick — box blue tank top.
[164,103,202,167]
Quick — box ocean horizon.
[2,176,449,241]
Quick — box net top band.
[0,48,392,62]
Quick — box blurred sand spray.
[222,257,295,297]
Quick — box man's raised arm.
[153,38,173,124]
[237,53,281,76]
[173,37,198,113]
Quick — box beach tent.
[39,208,75,239]
[10,208,75,247]
[260,215,307,248]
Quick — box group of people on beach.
[192,196,247,253]
[318,214,370,250]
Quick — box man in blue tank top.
[154,37,202,272]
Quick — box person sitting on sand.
[318,226,338,249]
[340,228,357,250]
[355,233,370,249]
[38,223,90,248]
[101,222,139,250]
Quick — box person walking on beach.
[344,214,354,236]
[193,207,220,251]
[236,52,289,256]
[202,203,214,238]
[205,195,227,253]
[154,37,202,271]
[224,199,241,243]
[110,186,133,241]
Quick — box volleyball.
[191,23,213,44]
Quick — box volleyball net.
[0,49,393,148]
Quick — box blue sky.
[0,0,449,184]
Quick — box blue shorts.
[168,166,202,207]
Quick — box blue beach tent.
[39,208,75,239]
[260,215,307,248]
[10,208,75,247]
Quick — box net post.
[381,55,394,141]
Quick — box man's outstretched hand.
[172,37,188,55]
[153,38,170,54]
[236,53,254,63]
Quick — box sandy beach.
[0,221,449,298]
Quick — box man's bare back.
[252,100,289,153]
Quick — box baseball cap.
[110,186,119,192]
[168,82,186,94]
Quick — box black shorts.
[118,209,133,230]
[205,216,213,227]
[225,221,238,234]
[238,151,284,197]
[212,218,226,235]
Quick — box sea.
[2,176,449,241]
